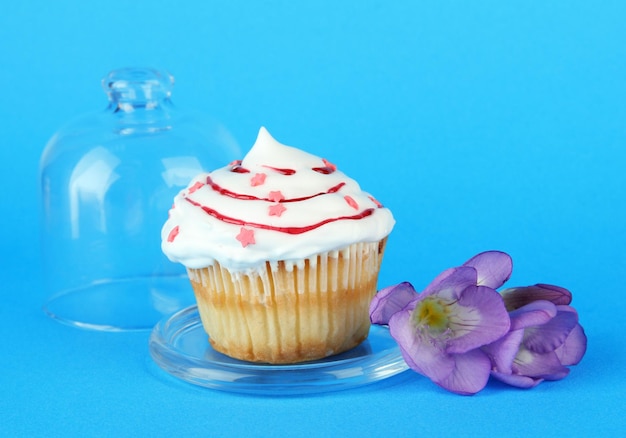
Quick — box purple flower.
[370,251,512,395]
[483,284,587,388]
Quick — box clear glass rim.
[149,305,410,395]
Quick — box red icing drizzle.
[262,165,296,175]
[184,197,375,235]
[230,160,336,175]
[312,166,335,174]
[205,176,257,200]
[204,176,345,203]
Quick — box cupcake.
[161,127,395,363]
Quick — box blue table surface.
[1,1,625,436]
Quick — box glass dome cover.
[40,67,239,331]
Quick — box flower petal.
[508,300,557,331]
[501,284,572,311]
[434,349,492,395]
[482,329,525,374]
[446,286,511,354]
[541,368,571,381]
[523,306,579,353]
[422,266,477,300]
[369,282,417,325]
[490,370,543,389]
[555,323,587,366]
[388,310,454,381]
[513,348,569,380]
[462,251,513,289]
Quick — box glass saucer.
[149,305,409,395]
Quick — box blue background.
[2,0,625,436]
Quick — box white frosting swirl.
[161,127,395,272]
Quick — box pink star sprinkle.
[344,195,359,210]
[368,196,383,208]
[250,173,267,187]
[188,181,204,194]
[268,203,287,217]
[322,159,337,171]
[167,226,180,242]
[236,227,256,247]
[268,190,285,202]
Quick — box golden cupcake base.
[187,240,386,364]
